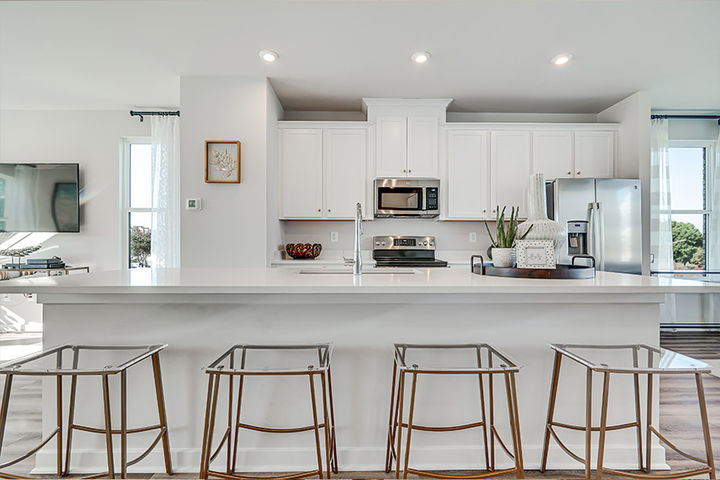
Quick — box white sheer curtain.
[651,118,676,323]
[650,118,673,270]
[708,126,720,270]
[150,116,181,268]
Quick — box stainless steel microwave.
[374,179,440,218]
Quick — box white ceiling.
[0,0,718,113]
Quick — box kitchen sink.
[298,267,415,275]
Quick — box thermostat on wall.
[185,198,202,210]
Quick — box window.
[667,145,710,270]
[122,139,154,268]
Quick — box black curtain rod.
[651,114,720,124]
[130,110,180,122]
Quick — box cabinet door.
[280,129,323,218]
[376,116,407,177]
[574,131,614,178]
[324,129,366,218]
[532,131,573,180]
[447,130,490,219]
[490,131,531,217]
[407,116,439,177]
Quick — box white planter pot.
[492,248,516,268]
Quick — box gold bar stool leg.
[200,374,216,480]
[395,371,405,480]
[503,373,521,479]
[120,370,128,479]
[150,352,173,476]
[476,348,490,472]
[402,371,418,480]
[231,349,247,474]
[308,372,324,479]
[541,350,562,473]
[320,371,332,478]
[0,374,14,459]
[488,351,495,472]
[326,366,338,474]
[585,367,593,480]
[510,372,524,479]
[695,373,716,480]
[55,351,63,478]
[645,373,653,474]
[632,347,644,471]
[101,375,115,479]
[226,353,235,476]
[596,372,610,480]
[64,348,80,476]
[385,359,398,473]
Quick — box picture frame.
[516,239,556,269]
[205,141,241,183]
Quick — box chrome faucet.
[353,202,363,275]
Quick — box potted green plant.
[484,206,531,267]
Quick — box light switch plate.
[469,232,477,243]
[185,198,202,210]
[330,232,339,243]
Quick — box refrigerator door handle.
[597,202,605,271]
[588,202,596,259]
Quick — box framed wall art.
[516,239,556,269]
[205,141,241,183]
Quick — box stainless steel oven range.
[372,235,448,268]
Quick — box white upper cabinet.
[446,129,490,219]
[574,131,614,178]
[490,131,531,216]
[532,131,573,180]
[324,129,366,218]
[407,116,439,177]
[280,129,323,218]
[376,115,439,178]
[376,116,407,177]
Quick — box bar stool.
[0,344,172,479]
[200,344,337,480]
[384,343,524,479]
[540,343,716,480]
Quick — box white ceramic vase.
[517,173,566,253]
[492,247,516,268]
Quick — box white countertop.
[1,267,719,296]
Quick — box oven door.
[375,186,424,216]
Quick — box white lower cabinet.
[280,127,366,220]
[446,129,490,219]
[490,131,531,216]
[324,129,366,218]
[280,129,323,218]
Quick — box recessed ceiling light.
[259,50,279,63]
[551,53,573,66]
[411,51,431,64]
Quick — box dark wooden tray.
[470,255,596,279]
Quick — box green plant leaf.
[484,219,497,247]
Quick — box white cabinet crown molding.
[278,121,369,129]
[443,122,620,131]
[362,98,453,109]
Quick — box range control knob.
[381,241,386,246]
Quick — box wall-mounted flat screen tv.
[0,163,80,233]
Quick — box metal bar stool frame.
[200,344,338,480]
[540,343,716,480]
[0,344,172,480]
[384,343,524,480]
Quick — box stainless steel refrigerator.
[546,178,642,274]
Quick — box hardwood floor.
[0,333,717,479]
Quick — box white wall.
[597,91,651,274]
[179,77,275,268]
[0,109,150,271]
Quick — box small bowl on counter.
[285,243,322,259]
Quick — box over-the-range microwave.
[374,178,439,218]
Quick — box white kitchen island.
[2,267,719,475]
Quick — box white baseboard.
[33,444,669,474]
